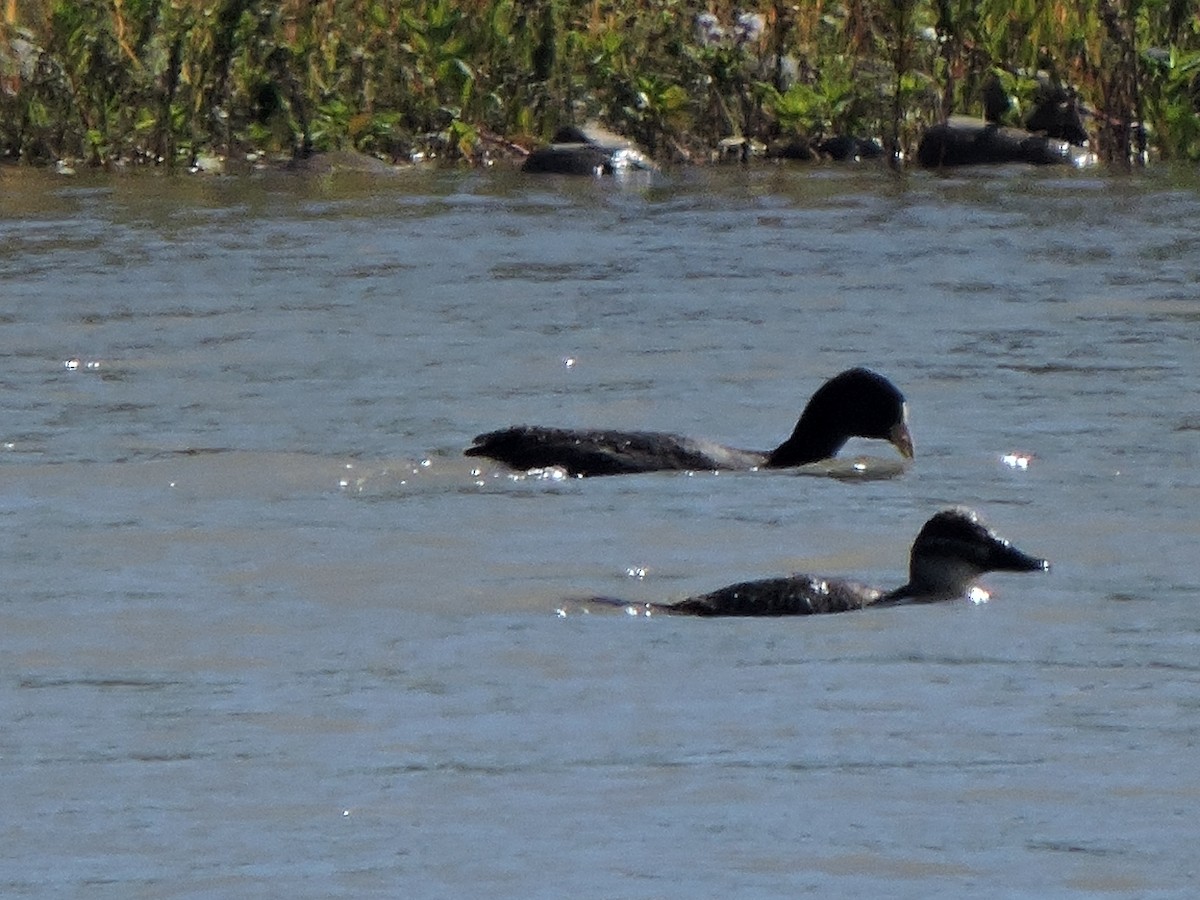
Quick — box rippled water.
[2,161,1199,898]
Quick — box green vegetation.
[1,0,1198,169]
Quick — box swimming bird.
[590,508,1048,616]
[466,367,913,477]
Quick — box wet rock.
[521,124,655,176]
[917,116,1095,168]
[818,136,884,162]
[766,137,816,161]
[285,149,399,174]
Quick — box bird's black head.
[898,507,1049,600]
[769,367,913,467]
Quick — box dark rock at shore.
[521,124,655,175]
[765,137,814,161]
[522,143,617,175]
[285,149,399,174]
[917,117,1095,168]
[764,135,883,162]
[818,136,884,161]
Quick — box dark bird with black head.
[582,508,1049,617]
[466,367,914,477]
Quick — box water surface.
[2,161,1198,898]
